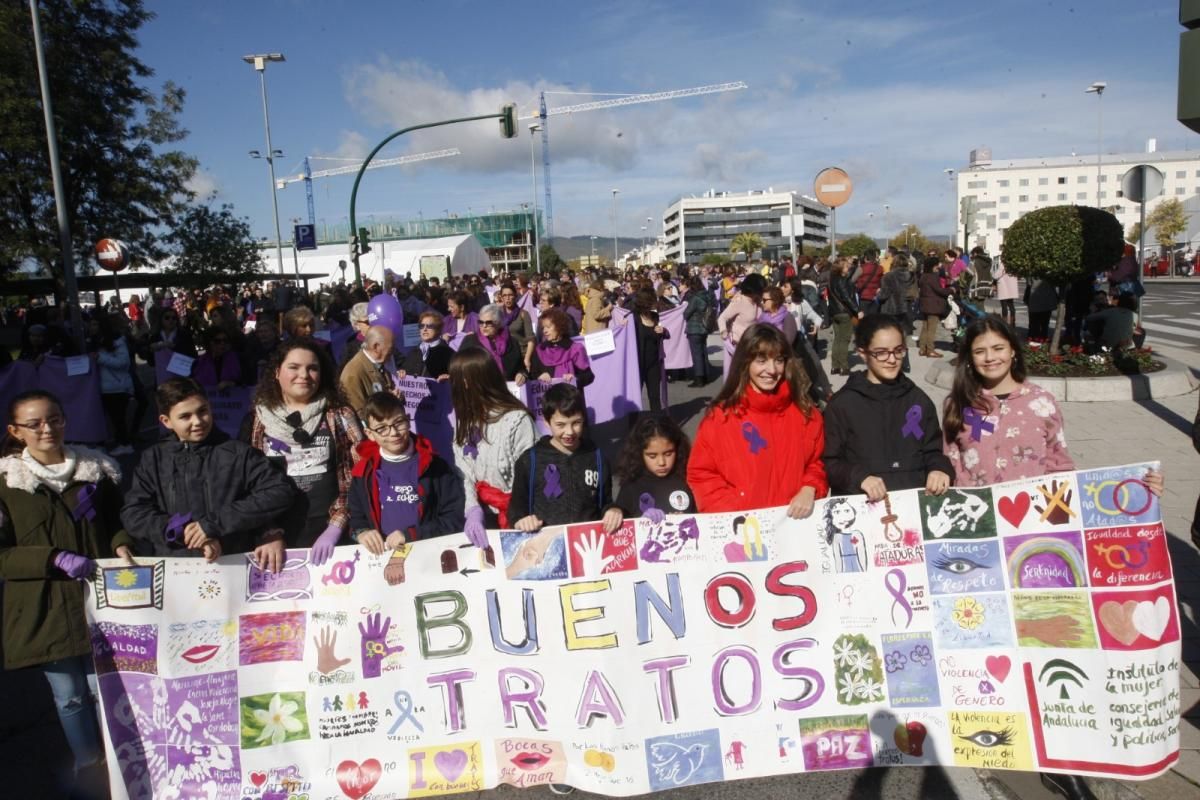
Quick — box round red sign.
[94,238,130,272]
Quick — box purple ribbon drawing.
[463,428,481,460]
[543,464,563,499]
[742,422,767,454]
[71,483,98,522]
[165,512,193,546]
[963,407,996,442]
[885,568,914,628]
[638,492,656,514]
[265,435,292,454]
[901,404,923,439]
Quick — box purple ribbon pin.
[543,464,563,499]
[265,435,292,454]
[71,483,98,523]
[901,404,923,439]
[165,512,192,545]
[742,422,767,454]
[463,428,481,460]
[638,492,656,514]
[963,407,996,442]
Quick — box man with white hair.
[340,325,399,414]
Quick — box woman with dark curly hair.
[613,414,695,520]
[241,338,363,563]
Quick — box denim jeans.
[41,655,103,769]
[687,333,710,382]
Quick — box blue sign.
[294,223,317,251]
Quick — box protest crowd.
[0,247,1189,800]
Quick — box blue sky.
[138,0,1189,243]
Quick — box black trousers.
[687,333,710,382]
[101,393,131,445]
[641,362,664,412]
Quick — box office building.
[662,189,830,263]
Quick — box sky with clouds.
[139,0,1190,242]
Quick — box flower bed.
[1022,341,1164,378]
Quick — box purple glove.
[310,524,343,566]
[358,612,404,679]
[464,506,488,548]
[639,492,666,525]
[54,550,96,580]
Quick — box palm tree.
[729,232,765,263]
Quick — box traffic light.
[358,227,372,255]
[499,103,517,139]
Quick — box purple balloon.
[367,293,403,338]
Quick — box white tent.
[291,234,491,283]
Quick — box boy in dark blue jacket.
[348,392,464,552]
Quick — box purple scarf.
[535,339,588,378]
[758,307,791,330]
[444,312,480,338]
[477,325,511,372]
[499,305,521,329]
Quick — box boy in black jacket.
[348,392,464,550]
[509,384,622,533]
[122,378,297,567]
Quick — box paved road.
[1139,281,1200,354]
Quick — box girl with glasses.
[1,390,135,785]
[822,314,953,500]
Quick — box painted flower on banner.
[953,597,986,631]
[240,691,309,749]
[909,644,932,666]
[884,651,908,673]
[831,633,885,706]
[855,678,884,701]
[254,693,304,745]
[833,639,857,666]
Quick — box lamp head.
[1086,81,1107,94]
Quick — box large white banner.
[86,462,1181,799]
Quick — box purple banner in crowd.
[578,314,642,425]
[207,387,253,439]
[327,323,357,367]
[36,356,109,443]
[394,375,455,466]
[658,304,693,371]
[0,360,38,434]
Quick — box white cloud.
[185,169,219,200]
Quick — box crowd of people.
[0,250,1183,800]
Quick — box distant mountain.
[546,235,644,263]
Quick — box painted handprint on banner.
[358,613,404,679]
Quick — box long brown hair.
[253,338,347,410]
[942,315,1027,443]
[448,346,531,445]
[710,323,813,417]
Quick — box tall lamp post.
[902,223,912,250]
[944,168,956,248]
[590,235,598,264]
[1086,81,1106,207]
[242,52,286,275]
[528,123,542,272]
[611,189,620,266]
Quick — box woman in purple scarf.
[758,286,798,348]
[528,307,593,391]
[460,304,528,385]
[442,291,480,341]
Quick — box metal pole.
[830,207,837,258]
[1096,92,1103,207]
[254,69,286,275]
[29,0,82,344]
[611,190,619,265]
[530,127,541,273]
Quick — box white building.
[954,145,1200,251]
[662,189,831,264]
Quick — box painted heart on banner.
[997,492,1030,528]
[984,654,1011,683]
[1098,600,1140,645]
[434,749,469,783]
[1131,597,1171,641]
[336,759,382,800]
[249,771,267,787]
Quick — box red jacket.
[687,381,828,512]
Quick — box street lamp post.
[944,168,956,248]
[242,53,287,275]
[902,223,912,250]
[590,235,597,264]
[884,204,890,233]
[529,123,542,273]
[1086,81,1106,207]
[611,189,620,266]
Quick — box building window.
[967,180,986,189]
[1038,177,1049,186]
[1076,192,1087,200]
[1177,170,1187,179]
[1057,177,1067,184]
[1019,178,1029,186]
[999,196,1009,203]
[998,179,1009,187]
[1177,187,1186,195]
[1018,194,1028,202]
[1099,192,1107,200]
[1057,193,1067,201]
[1116,190,1124,198]
[1099,175,1107,183]
[1038,193,1048,201]
[1000,212,1010,220]
[1076,175,1087,184]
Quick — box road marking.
[1140,320,1200,339]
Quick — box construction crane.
[275,148,462,225]
[521,81,748,239]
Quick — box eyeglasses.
[12,416,66,431]
[418,323,439,330]
[865,346,908,362]
[479,319,497,327]
[370,418,410,435]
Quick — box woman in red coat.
[688,323,828,517]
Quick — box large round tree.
[1000,205,1124,352]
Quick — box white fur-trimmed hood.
[0,447,122,494]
